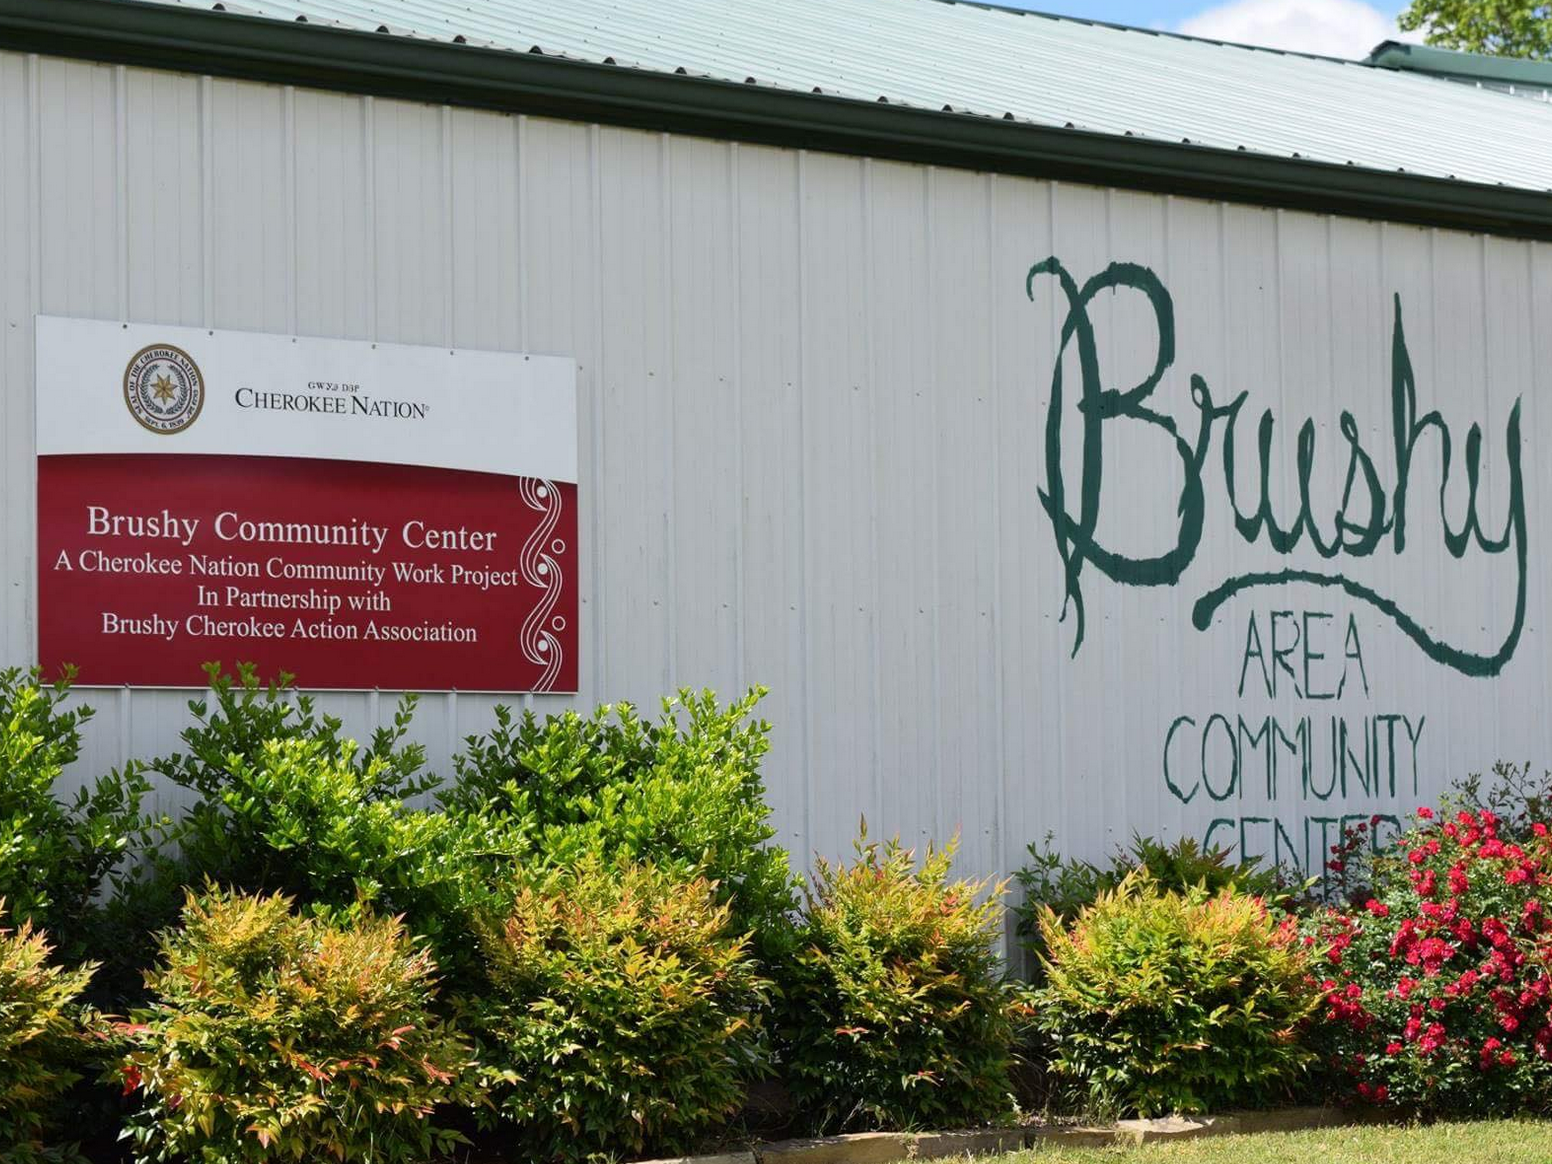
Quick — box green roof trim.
[1367,39,1552,89]
[3,0,1552,241]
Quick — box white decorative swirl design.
[518,478,564,692]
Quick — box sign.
[36,318,578,692]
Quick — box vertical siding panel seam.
[589,123,608,698]
[861,158,883,818]
[362,94,380,733]
[729,141,746,688]
[1322,213,1353,813]
[1272,203,1297,831]
[1323,216,1340,454]
[1477,234,1498,663]
[1155,196,1168,847]
[1101,187,1115,849]
[515,115,527,348]
[1155,195,1170,849]
[441,106,453,348]
[199,76,213,328]
[1272,207,1299,850]
[284,85,297,335]
[1527,243,1548,760]
[1272,210,1289,685]
[514,113,534,722]
[986,172,1006,889]
[117,686,130,775]
[660,132,676,692]
[113,65,128,318]
[1477,237,1489,620]
[796,149,813,863]
[112,65,133,770]
[25,53,40,672]
[26,53,39,318]
[362,96,377,343]
[1046,182,1067,847]
[1426,226,1440,783]
[193,72,215,772]
[441,104,459,749]
[925,166,943,848]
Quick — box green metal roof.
[117,0,1552,192]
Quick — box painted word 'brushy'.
[1029,257,1527,679]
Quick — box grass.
[987,1120,1552,1163]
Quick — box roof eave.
[4,0,1551,241]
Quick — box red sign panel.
[39,454,578,691]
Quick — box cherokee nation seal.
[123,343,204,434]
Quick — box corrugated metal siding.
[128,0,1552,191]
[6,53,1552,902]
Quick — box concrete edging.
[642,1106,1355,1164]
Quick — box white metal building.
[7,0,1552,891]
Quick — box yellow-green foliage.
[0,906,93,1164]
[467,859,770,1164]
[1034,873,1319,1117]
[777,831,1021,1134]
[446,689,797,963]
[115,888,476,1164]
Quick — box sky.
[998,0,1427,59]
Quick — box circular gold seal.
[123,343,205,434]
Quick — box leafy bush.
[466,859,769,1163]
[1307,803,1552,1114]
[1015,833,1286,973]
[115,887,475,1164]
[1034,873,1320,1117]
[107,665,441,992]
[150,663,433,803]
[0,669,153,966]
[0,906,95,1164]
[116,666,520,988]
[157,735,520,989]
[445,688,796,958]
[775,829,1020,1134]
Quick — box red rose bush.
[1308,806,1552,1114]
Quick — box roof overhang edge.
[4,0,1551,241]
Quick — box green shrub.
[465,859,769,1163]
[0,669,153,967]
[0,905,94,1164]
[115,887,476,1164]
[106,665,443,994]
[1033,873,1320,1117]
[445,688,796,958]
[150,663,433,803]
[121,665,519,988]
[151,735,520,989]
[775,829,1020,1134]
[1014,833,1286,974]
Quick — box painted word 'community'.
[1029,257,1527,679]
